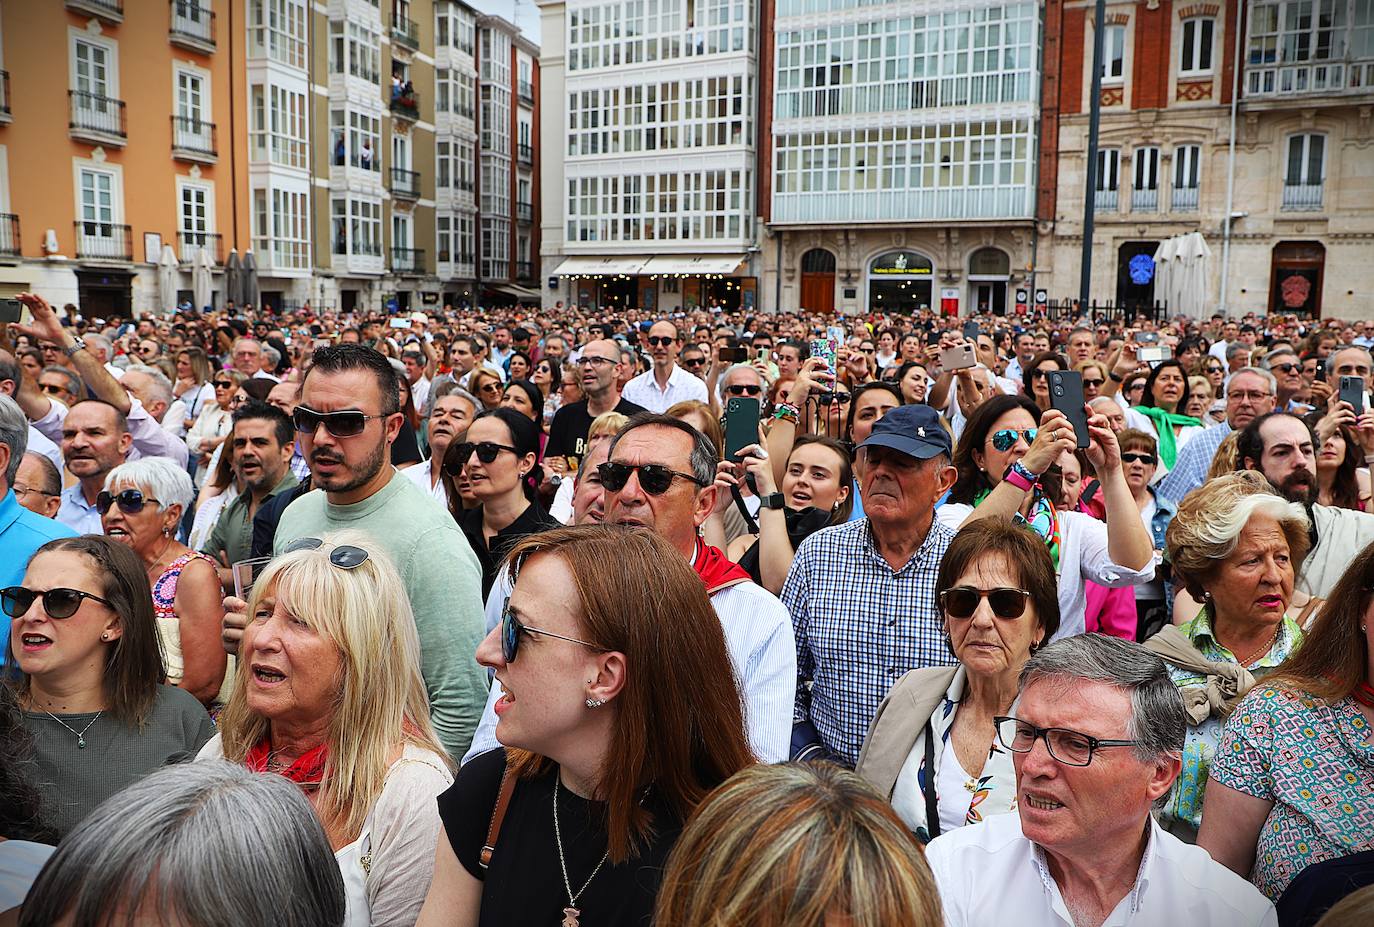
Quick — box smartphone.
[0,298,21,324]
[962,320,981,341]
[1315,360,1327,383]
[1048,370,1091,449]
[756,347,770,363]
[1135,331,1160,345]
[718,346,748,363]
[1340,375,1365,416]
[724,397,760,462]
[1138,345,1171,364]
[939,343,977,371]
[389,317,411,329]
[810,337,838,372]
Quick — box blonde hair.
[1315,885,1374,927]
[588,410,629,442]
[1188,375,1213,401]
[654,763,943,927]
[1206,431,1242,482]
[217,530,451,840]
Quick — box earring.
[585,697,605,709]
[100,632,110,641]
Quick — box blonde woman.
[1186,376,1215,420]
[199,530,454,927]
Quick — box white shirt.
[621,363,709,413]
[26,425,61,471]
[1208,340,1230,361]
[1122,409,1205,485]
[410,375,431,413]
[400,458,449,507]
[925,813,1277,927]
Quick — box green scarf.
[1131,406,1202,470]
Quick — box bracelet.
[1003,460,1039,492]
[1109,371,1125,383]
[773,402,800,423]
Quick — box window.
[79,168,116,228]
[1172,144,1201,210]
[332,197,382,256]
[179,182,213,235]
[1094,149,1119,211]
[1101,24,1126,82]
[249,0,307,69]
[1132,147,1159,211]
[253,186,309,269]
[1286,133,1325,185]
[1180,18,1214,74]
[176,71,206,122]
[350,111,381,171]
[437,213,453,262]
[251,83,307,169]
[73,39,113,98]
[330,20,381,84]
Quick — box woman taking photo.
[174,346,216,424]
[1307,411,1370,511]
[1122,359,1204,482]
[857,519,1059,841]
[4,536,214,836]
[101,459,229,708]
[417,526,754,927]
[204,531,454,926]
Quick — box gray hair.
[261,344,282,368]
[18,760,345,927]
[22,450,62,495]
[1019,634,1186,762]
[104,457,194,514]
[85,333,113,361]
[41,364,85,399]
[723,362,767,387]
[1331,344,1374,370]
[1230,365,1277,394]
[609,411,718,488]
[428,381,478,421]
[1225,342,1252,362]
[1262,348,1298,367]
[0,393,28,485]
[122,364,176,409]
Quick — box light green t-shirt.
[275,470,487,761]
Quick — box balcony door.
[79,168,115,238]
[73,39,113,112]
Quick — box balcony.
[391,15,419,52]
[0,214,19,258]
[392,247,425,274]
[1282,183,1324,211]
[517,142,533,165]
[69,90,127,146]
[66,0,122,24]
[1093,189,1118,212]
[516,260,534,279]
[169,1,216,54]
[518,80,534,105]
[1171,186,1199,212]
[390,89,420,122]
[515,202,533,223]
[74,221,132,262]
[178,230,221,265]
[1246,59,1374,101]
[171,115,217,163]
[391,166,420,199]
[1131,188,1159,213]
[0,71,10,125]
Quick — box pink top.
[151,550,217,621]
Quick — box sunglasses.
[597,461,704,495]
[1121,452,1157,466]
[646,336,676,347]
[2,585,114,620]
[213,379,235,388]
[96,488,161,515]
[281,536,370,568]
[1082,378,1105,388]
[1270,362,1300,374]
[725,384,763,396]
[1030,369,1053,380]
[500,599,602,664]
[683,356,706,367]
[817,391,851,405]
[991,428,1037,452]
[479,382,503,394]
[939,586,1030,620]
[1205,366,1224,374]
[293,406,388,437]
[444,441,517,473]
[38,383,68,395]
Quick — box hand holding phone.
[809,337,838,374]
[1048,370,1091,448]
[0,298,21,324]
[1340,375,1366,416]
[939,343,977,371]
[724,397,761,462]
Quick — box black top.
[459,502,562,597]
[251,477,312,559]
[391,419,424,466]
[1276,848,1374,927]
[545,397,646,468]
[736,505,832,587]
[439,749,682,927]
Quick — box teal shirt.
[274,471,487,760]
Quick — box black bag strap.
[923,720,940,841]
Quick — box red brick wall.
[1132,0,1173,110]
[1039,0,1067,221]
[1221,0,1241,104]
[757,0,776,223]
[1061,6,1087,117]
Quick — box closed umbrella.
[1152,237,1178,317]
[192,245,214,311]
[242,250,260,310]
[225,249,243,307]
[157,244,180,314]
[1176,232,1213,320]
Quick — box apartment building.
[0,0,247,316]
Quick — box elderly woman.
[417,526,754,926]
[101,458,229,707]
[18,760,346,927]
[857,519,1060,841]
[202,531,454,927]
[1185,375,1214,420]
[1199,542,1374,900]
[4,537,213,836]
[1151,471,1312,843]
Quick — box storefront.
[967,248,1011,315]
[867,250,935,313]
[552,254,755,312]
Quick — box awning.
[492,283,542,301]
[640,254,746,276]
[552,255,649,276]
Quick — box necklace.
[42,708,103,748]
[552,772,610,927]
[1230,623,1281,668]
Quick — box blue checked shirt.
[781,517,957,767]
[1157,421,1232,505]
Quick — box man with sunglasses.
[0,396,77,617]
[36,365,83,408]
[545,338,645,478]
[622,320,708,413]
[1261,348,1311,414]
[720,363,767,408]
[1158,367,1276,505]
[925,635,1275,927]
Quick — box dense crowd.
[3,289,1374,927]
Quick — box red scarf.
[244,738,329,789]
[694,538,751,595]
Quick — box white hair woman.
[101,458,229,708]
[201,530,454,927]
[18,760,346,927]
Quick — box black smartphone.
[0,298,22,324]
[1340,375,1365,416]
[962,320,981,341]
[1048,370,1091,449]
[718,346,748,363]
[1315,360,1327,383]
[724,397,760,462]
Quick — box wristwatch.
[758,492,786,510]
[63,337,87,357]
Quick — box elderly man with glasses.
[925,634,1276,927]
[544,338,646,479]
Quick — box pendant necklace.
[42,708,103,749]
[553,772,609,927]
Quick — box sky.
[467,0,542,45]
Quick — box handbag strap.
[923,720,940,841]
[479,761,517,870]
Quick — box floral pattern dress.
[1210,684,1374,900]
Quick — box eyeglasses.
[725,384,763,396]
[991,428,1037,452]
[597,461,705,495]
[939,586,1030,620]
[445,441,518,473]
[683,356,706,368]
[293,406,388,437]
[478,382,503,395]
[12,482,59,499]
[2,585,114,620]
[1228,390,1271,403]
[96,488,160,515]
[993,716,1143,767]
[500,600,603,664]
[576,355,618,368]
[1270,362,1300,374]
[1030,369,1052,380]
[282,536,370,569]
[646,336,676,347]
[1120,452,1157,466]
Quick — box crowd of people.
[3,288,1374,926]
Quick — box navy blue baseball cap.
[857,403,951,460]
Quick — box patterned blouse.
[1158,610,1304,837]
[1210,684,1374,900]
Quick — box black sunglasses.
[282,536,370,569]
[293,406,388,437]
[213,379,235,388]
[646,335,676,347]
[725,384,763,396]
[939,586,1030,620]
[501,599,602,664]
[683,356,706,367]
[2,585,114,620]
[1121,452,1157,466]
[817,391,851,405]
[444,441,518,473]
[1270,362,1300,374]
[597,461,704,495]
[96,488,161,515]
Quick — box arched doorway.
[1116,241,1158,312]
[968,248,1010,315]
[1270,241,1325,316]
[868,250,934,313]
[800,248,836,314]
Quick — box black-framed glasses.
[293,406,388,437]
[96,488,160,515]
[597,461,704,495]
[1270,362,1300,374]
[646,335,676,347]
[500,600,604,664]
[682,356,706,368]
[213,379,235,389]
[576,355,618,368]
[991,428,1037,452]
[282,537,370,569]
[38,383,68,395]
[1121,452,1157,466]
[2,585,114,620]
[725,384,763,396]
[994,717,1142,767]
[1082,378,1105,389]
[445,441,518,473]
[817,391,851,405]
[939,586,1030,620]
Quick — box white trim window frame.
[1101,23,1127,84]
[73,159,124,257]
[70,30,119,99]
[1180,17,1216,76]
[177,177,216,261]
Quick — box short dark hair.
[950,393,1042,505]
[303,344,400,415]
[231,399,294,448]
[936,519,1060,644]
[1139,359,1192,413]
[778,339,809,360]
[1236,411,1317,472]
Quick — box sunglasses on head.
[444,441,517,473]
[293,406,388,437]
[1,585,114,620]
[991,428,1037,452]
[1121,452,1157,466]
[500,599,602,664]
[282,536,370,569]
[598,461,704,495]
[725,384,763,396]
[939,586,1031,620]
[646,335,676,347]
[97,488,160,515]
